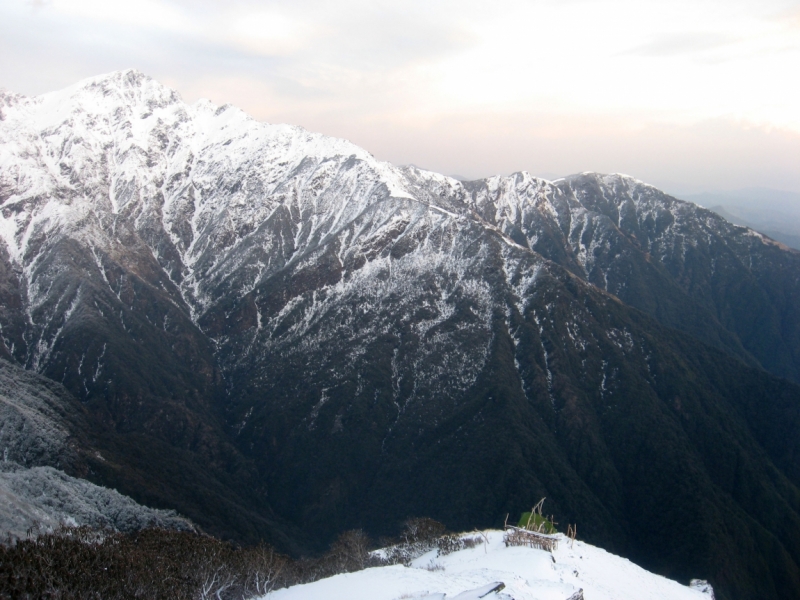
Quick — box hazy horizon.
[3,0,799,196]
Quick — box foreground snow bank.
[267,530,713,600]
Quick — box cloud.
[217,10,314,56]
[49,0,195,34]
[621,32,738,57]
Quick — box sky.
[1,0,800,194]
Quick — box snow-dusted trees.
[0,461,195,539]
[0,526,290,599]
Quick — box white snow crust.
[267,531,712,600]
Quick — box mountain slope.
[682,188,800,251]
[0,461,195,539]
[0,358,194,537]
[1,71,800,599]
[464,172,800,382]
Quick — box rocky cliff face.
[1,70,800,599]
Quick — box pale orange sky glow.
[2,0,799,194]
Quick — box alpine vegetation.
[0,461,195,539]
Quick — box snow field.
[266,530,711,600]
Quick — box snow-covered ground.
[267,531,713,600]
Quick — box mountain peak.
[28,69,182,120]
[88,68,152,88]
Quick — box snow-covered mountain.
[1,70,800,599]
[465,172,800,380]
[2,70,798,389]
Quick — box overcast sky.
[2,0,799,194]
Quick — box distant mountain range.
[680,189,800,250]
[1,71,800,600]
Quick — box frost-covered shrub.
[402,517,447,544]
[437,533,483,556]
[312,529,373,576]
[0,461,194,539]
[377,518,482,564]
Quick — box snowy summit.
[269,530,714,600]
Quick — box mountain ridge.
[2,70,800,599]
